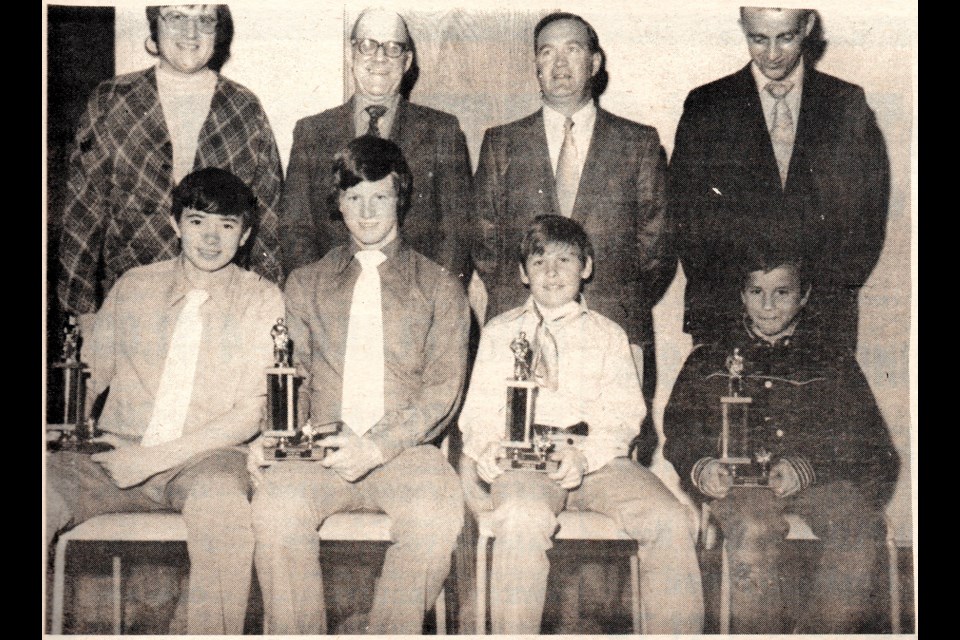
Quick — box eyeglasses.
[352,38,409,58]
[160,11,218,35]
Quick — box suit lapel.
[571,107,610,225]
[731,65,783,194]
[787,67,826,190]
[392,97,408,143]
[517,109,559,214]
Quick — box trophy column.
[47,315,107,452]
[262,319,339,463]
[717,348,770,487]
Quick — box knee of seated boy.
[492,499,558,540]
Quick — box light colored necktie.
[340,250,387,436]
[555,117,579,217]
[766,81,795,187]
[142,288,209,447]
[531,307,560,392]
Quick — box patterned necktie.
[531,306,560,392]
[365,105,388,137]
[340,250,387,436]
[765,81,795,187]
[554,117,579,218]
[142,288,209,447]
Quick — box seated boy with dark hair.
[663,247,900,633]
[46,167,284,634]
[250,135,468,635]
[458,214,703,634]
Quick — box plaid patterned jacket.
[57,66,284,315]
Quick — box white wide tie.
[340,250,387,436]
[142,288,209,447]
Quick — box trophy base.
[496,445,559,473]
[261,423,340,464]
[719,458,771,488]
[46,425,112,454]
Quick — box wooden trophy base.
[496,443,560,472]
[261,422,341,464]
[718,457,770,488]
[46,427,113,454]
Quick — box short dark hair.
[146,5,234,72]
[518,214,594,269]
[533,12,607,99]
[171,167,257,231]
[329,136,414,225]
[739,244,813,292]
[533,11,600,54]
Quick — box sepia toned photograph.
[43,0,917,635]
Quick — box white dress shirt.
[542,100,596,178]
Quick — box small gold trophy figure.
[717,348,770,486]
[496,331,559,471]
[47,315,106,452]
[262,319,339,462]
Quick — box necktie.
[765,81,795,187]
[340,250,387,436]
[554,117,579,218]
[531,307,560,392]
[365,105,388,137]
[142,289,209,447]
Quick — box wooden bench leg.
[52,538,68,634]
[112,555,122,635]
[476,535,489,635]
[630,552,642,634]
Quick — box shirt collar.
[353,93,401,119]
[520,294,590,324]
[542,99,596,132]
[333,235,406,274]
[750,58,804,98]
[167,255,237,307]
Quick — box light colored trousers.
[252,444,464,635]
[464,456,704,634]
[47,448,254,635]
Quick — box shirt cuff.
[780,456,816,490]
[691,456,716,492]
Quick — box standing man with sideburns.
[280,8,472,284]
[670,6,890,352]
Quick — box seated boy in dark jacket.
[663,248,899,634]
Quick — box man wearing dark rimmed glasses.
[280,8,472,286]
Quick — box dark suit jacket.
[473,107,671,346]
[280,97,472,282]
[670,65,890,347]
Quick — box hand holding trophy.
[261,319,340,463]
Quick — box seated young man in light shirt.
[458,214,703,634]
[46,167,284,634]
[249,135,468,635]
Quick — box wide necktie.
[340,250,387,436]
[531,308,560,392]
[554,117,579,218]
[142,289,209,447]
[366,105,388,137]
[765,81,795,187]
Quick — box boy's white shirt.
[459,295,645,474]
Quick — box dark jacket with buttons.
[663,324,899,507]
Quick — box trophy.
[261,319,340,463]
[47,315,109,453]
[496,331,563,472]
[717,348,771,487]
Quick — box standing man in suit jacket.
[281,8,472,283]
[473,12,672,460]
[671,7,890,351]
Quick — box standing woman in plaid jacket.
[58,4,284,320]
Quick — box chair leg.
[52,538,68,634]
[720,540,731,635]
[629,552,642,634]
[887,534,901,634]
[112,555,122,635]
[476,534,489,635]
[435,588,447,635]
